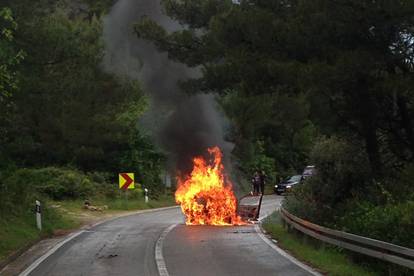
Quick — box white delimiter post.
[35,200,42,231]
[144,188,149,203]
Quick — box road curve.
[24,196,316,276]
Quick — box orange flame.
[175,147,244,226]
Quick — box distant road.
[24,195,316,276]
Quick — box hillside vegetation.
[0,0,171,261]
[135,0,414,274]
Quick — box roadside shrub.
[283,137,414,274]
[2,167,105,201]
[0,169,37,217]
[284,136,371,225]
[387,163,414,202]
[340,199,414,248]
[128,188,145,200]
[118,129,166,198]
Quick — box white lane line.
[254,224,322,276]
[19,230,85,276]
[155,224,177,276]
[18,206,180,276]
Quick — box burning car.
[175,147,263,225]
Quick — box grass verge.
[0,193,176,263]
[262,211,377,276]
[0,209,78,261]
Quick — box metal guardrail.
[280,208,414,270]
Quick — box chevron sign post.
[119,173,135,190]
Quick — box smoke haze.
[103,0,233,174]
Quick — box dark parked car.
[274,175,302,195]
[301,165,316,180]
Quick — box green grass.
[0,193,176,262]
[262,212,377,276]
[0,209,78,260]
[55,193,176,212]
[0,214,40,260]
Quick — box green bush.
[0,169,37,217]
[284,136,371,225]
[118,130,166,198]
[1,167,114,202]
[340,200,414,248]
[386,163,414,202]
[282,137,414,273]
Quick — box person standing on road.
[252,171,261,195]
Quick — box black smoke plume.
[103,0,233,175]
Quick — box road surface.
[22,195,316,276]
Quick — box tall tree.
[135,0,414,176]
[1,1,150,174]
[0,7,24,148]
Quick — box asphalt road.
[24,195,315,276]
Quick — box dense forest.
[0,0,167,243]
[134,0,414,265]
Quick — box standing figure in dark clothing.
[251,171,261,195]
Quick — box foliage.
[0,7,24,100]
[2,7,138,172]
[119,130,166,198]
[0,0,171,262]
[0,168,105,206]
[219,90,317,177]
[80,0,114,17]
[0,1,164,181]
[0,168,37,218]
[135,0,414,178]
[0,0,168,224]
[340,200,414,249]
[284,137,414,250]
[0,7,24,148]
[0,206,77,260]
[284,136,371,224]
[239,140,277,182]
[136,4,414,271]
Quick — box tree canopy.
[0,0,166,194]
[135,0,414,178]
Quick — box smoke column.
[103,0,233,175]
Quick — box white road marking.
[19,230,85,276]
[254,224,322,276]
[17,206,180,276]
[155,224,177,276]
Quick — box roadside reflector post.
[35,200,42,231]
[144,188,149,203]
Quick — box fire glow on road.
[175,147,245,226]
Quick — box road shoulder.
[254,223,322,276]
[0,206,179,276]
